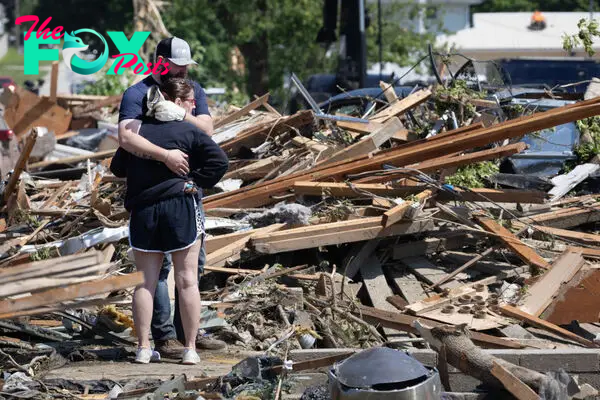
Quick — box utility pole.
[591,0,594,20]
[14,0,20,52]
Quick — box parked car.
[0,76,16,92]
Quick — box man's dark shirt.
[110,118,228,211]
[118,75,210,122]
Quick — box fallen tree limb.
[414,320,570,397]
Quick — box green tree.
[366,2,440,69]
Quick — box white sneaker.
[182,348,200,365]
[135,347,160,364]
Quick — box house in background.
[375,0,483,34]
[439,12,600,60]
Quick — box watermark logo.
[16,15,170,76]
[63,30,108,75]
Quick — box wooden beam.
[491,361,540,400]
[499,305,599,348]
[567,246,600,258]
[251,219,433,254]
[370,89,432,123]
[321,117,408,165]
[0,272,144,318]
[205,223,285,266]
[336,120,383,134]
[3,86,72,137]
[2,129,38,203]
[49,61,59,103]
[294,182,545,204]
[526,225,600,246]
[519,250,585,317]
[220,110,313,156]
[356,142,527,183]
[379,80,398,103]
[474,215,550,270]
[204,99,600,210]
[28,149,116,169]
[382,189,433,227]
[72,94,123,118]
[0,251,103,284]
[205,231,256,254]
[354,304,525,349]
[223,156,284,181]
[214,93,270,129]
[512,205,600,230]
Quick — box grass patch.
[0,46,54,86]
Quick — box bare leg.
[171,240,201,349]
[132,251,164,349]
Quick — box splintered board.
[2,86,71,137]
[417,288,511,331]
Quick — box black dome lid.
[334,347,430,388]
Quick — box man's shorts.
[129,195,203,253]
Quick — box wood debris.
[2,76,600,399]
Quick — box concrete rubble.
[1,70,600,399]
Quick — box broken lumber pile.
[3,78,600,399]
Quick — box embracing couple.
[111,37,228,365]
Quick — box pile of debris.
[2,71,600,399]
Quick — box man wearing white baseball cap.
[117,36,225,360]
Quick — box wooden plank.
[404,284,477,315]
[221,110,313,156]
[72,94,122,118]
[49,61,59,103]
[203,266,261,275]
[343,239,381,279]
[361,255,396,311]
[252,217,383,242]
[392,233,472,259]
[251,219,433,254]
[336,120,383,134]
[386,268,428,304]
[382,189,434,227]
[498,305,599,348]
[224,156,284,180]
[519,251,586,317]
[381,201,412,228]
[206,223,285,267]
[491,361,540,400]
[2,129,38,203]
[370,89,432,123]
[379,80,398,103]
[512,205,600,230]
[204,99,600,210]
[321,117,407,165]
[28,149,117,169]
[205,231,256,254]
[360,254,406,337]
[0,251,103,283]
[214,93,270,129]
[357,142,527,184]
[475,215,550,270]
[401,256,458,289]
[568,246,600,258]
[294,182,545,204]
[354,305,525,349]
[526,225,600,246]
[2,86,72,137]
[0,265,111,298]
[0,272,144,318]
[293,182,415,198]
